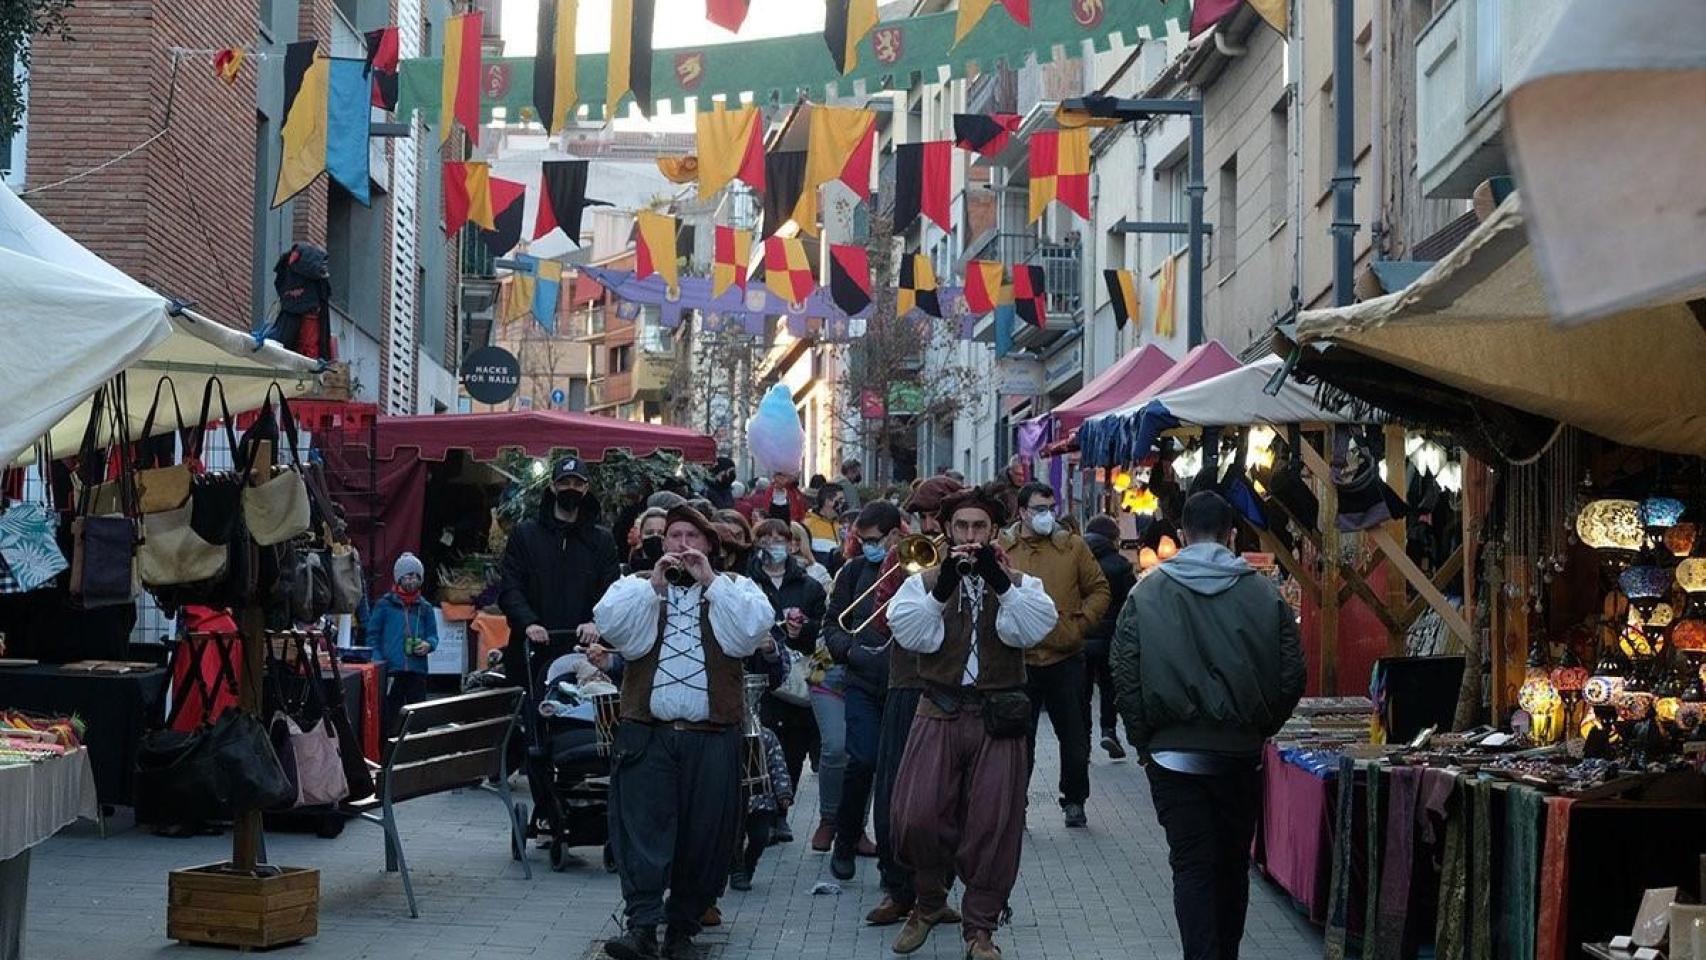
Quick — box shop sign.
[461,346,521,404]
[995,356,1045,396]
[888,382,924,415]
[860,389,886,419]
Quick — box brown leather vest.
[619,583,745,727]
[913,568,1027,692]
[888,642,922,690]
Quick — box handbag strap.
[191,377,240,470]
[139,377,191,465]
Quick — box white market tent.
[0,183,323,467]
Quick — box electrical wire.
[21,51,185,197]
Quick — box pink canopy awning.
[1122,340,1241,406]
[365,410,719,463]
[1049,344,1177,433]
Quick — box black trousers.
[1025,654,1091,805]
[1081,642,1119,737]
[383,672,429,739]
[1145,764,1263,960]
[872,686,921,901]
[737,809,775,875]
[760,697,818,797]
[608,723,743,935]
[833,684,883,856]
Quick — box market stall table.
[0,665,167,807]
[0,748,98,960]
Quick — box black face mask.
[555,488,585,512]
[640,535,665,561]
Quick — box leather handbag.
[135,377,194,515]
[240,388,311,546]
[266,635,350,807]
[70,379,139,609]
[292,549,334,623]
[151,380,256,611]
[328,544,364,615]
[139,501,228,587]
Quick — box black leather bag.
[982,689,1032,740]
[136,677,296,825]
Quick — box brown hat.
[665,505,723,553]
[936,484,1010,529]
[905,475,965,515]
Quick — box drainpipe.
[1187,98,1207,344]
[1370,0,1386,259]
[1331,0,1359,307]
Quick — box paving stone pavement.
[24,715,1322,960]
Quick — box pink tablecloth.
[1257,742,1335,923]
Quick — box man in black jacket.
[1113,492,1304,960]
[1081,514,1136,759]
[703,456,739,510]
[823,500,902,880]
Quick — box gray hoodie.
[1157,542,1254,596]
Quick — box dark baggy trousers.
[737,809,775,876]
[873,686,923,902]
[832,684,883,857]
[1146,764,1264,960]
[608,722,743,936]
[1025,653,1091,805]
[892,707,1029,939]
[1081,642,1119,738]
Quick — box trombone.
[836,535,947,634]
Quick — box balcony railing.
[461,225,495,277]
[965,233,1082,321]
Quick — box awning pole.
[1331,0,1360,307]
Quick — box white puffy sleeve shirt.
[594,574,775,721]
[888,570,1058,678]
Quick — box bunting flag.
[505,254,538,326]
[634,210,679,295]
[533,0,578,134]
[534,259,563,333]
[1028,128,1090,221]
[824,0,879,75]
[271,40,329,207]
[695,104,765,199]
[763,150,807,236]
[1013,263,1047,328]
[326,57,373,204]
[712,225,751,299]
[1190,0,1287,36]
[1104,268,1139,331]
[364,27,400,109]
[481,178,528,258]
[762,236,814,305]
[656,155,698,183]
[213,48,245,86]
[993,284,1016,356]
[828,244,872,316]
[706,0,749,31]
[608,0,657,119]
[795,106,875,237]
[953,112,1021,157]
[894,141,952,233]
[963,260,1005,315]
[534,159,609,243]
[1156,252,1178,338]
[443,161,495,234]
[440,10,482,144]
[897,254,941,318]
[954,0,1030,47]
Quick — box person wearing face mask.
[745,519,827,827]
[366,552,440,737]
[789,522,833,588]
[738,470,808,524]
[627,508,670,573]
[999,482,1109,830]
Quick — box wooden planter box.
[167,863,319,950]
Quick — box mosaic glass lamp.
[1642,496,1687,532]
[1667,522,1699,557]
[1677,558,1706,594]
[1620,565,1672,617]
[1576,499,1644,563]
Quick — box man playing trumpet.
[887,486,1058,960]
[593,506,775,960]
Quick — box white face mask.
[1029,511,1056,536]
[763,544,789,566]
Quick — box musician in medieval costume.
[886,486,1058,960]
[593,506,776,960]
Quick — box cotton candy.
[748,384,804,476]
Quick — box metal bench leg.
[381,802,418,919]
[493,770,532,880]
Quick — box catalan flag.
[1013,263,1047,328]
[953,112,1021,158]
[824,0,878,75]
[440,10,482,144]
[1156,252,1179,338]
[706,0,749,31]
[712,226,751,299]
[954,0,1029,47]
[363,27,400,110]
[795,106,875,237]
[897,254,941,319]
[481,177,528,258]
[695,103,765,199]
[608,0,657,119]
[762,236,814,306]
[533,0,578,134]
[534,160,608,243]
[894,141,952,233]
[963,260,1005,315]
[271,40,329,208]
[1028,128,1090,222]
[443,161,495,234]
[828,244,872,316]
[634,210,679,296]
[1104,268,1139,331]
[213,48,245,86]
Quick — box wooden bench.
[343,687,530,917]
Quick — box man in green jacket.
[1112,491,1304,960]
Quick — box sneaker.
[810,818,836,852]
[662,928,701,960]
[830,849,856,881]
[602,926,659,960]
[1101,733,1127,760]
[855,833,877,857]
[1063,802,1088,828]
[728,870,752,892]
[892,907,954,954]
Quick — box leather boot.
[699,905,721,927]
[892,907,953,955]
[662,928,701,960]
[810,818,836,851]
[865,894,910,926]
[964,929,1002,960]
[602,926,659,960]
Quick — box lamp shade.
[1619,623,1664,659]
[1674,619,1706,654]
[1678,558,1706,593]
[1641,496,1687,531]
[1576,499,1644,553]
[1550,655,1590,694]
[1620,565,1672,614]
[1666,522,1698,557]
[1157,536,1179,561]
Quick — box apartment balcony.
[1416,0,1566,198]
[967,233,1082,354]
[633,352,674,401]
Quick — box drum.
[741,674,770,793]
[591,692,621,756]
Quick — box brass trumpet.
[836,534,945,634]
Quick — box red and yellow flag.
[443,161,495,234]
[213,48,245,86]
[440,10,483,144]
[635,210,680,296]
[695,104,766,199]
[954,0,1030,47]
[1029,128,1090,222]
[963,260,1005,315]
[763,236,815,305]
[712,226,751,299]
[794,106,875,237]
[1156,252,1179,338]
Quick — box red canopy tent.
[1050,343,1177,434]
[1042,341,1241,456]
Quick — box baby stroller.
[515,635,618,872]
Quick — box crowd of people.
[409,453,1306,960]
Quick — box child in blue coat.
[366,552,439,736]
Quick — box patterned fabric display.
[0,502,67,593]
